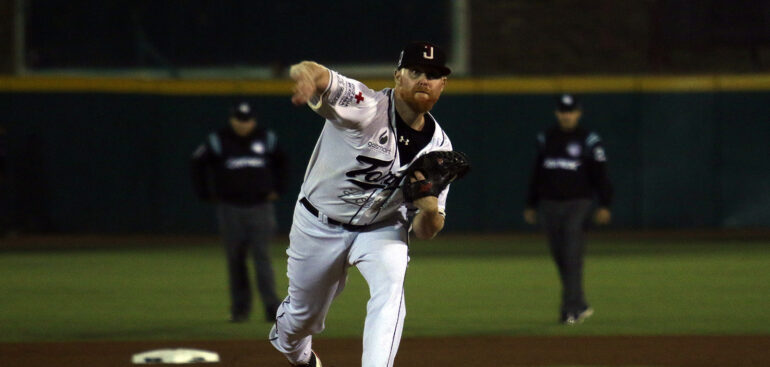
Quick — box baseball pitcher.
[269,42,470,367]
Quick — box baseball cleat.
[575,307,594,323]
[294,350,321,367]
[562,307,594,325]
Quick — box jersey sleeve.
[585,132,613,207]
[308,70,380,130]
[436,184,449,217]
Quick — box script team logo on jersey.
[252,142,265,154]
[567,142,582,157]
[543,158,581,171]
[345,155,398,190]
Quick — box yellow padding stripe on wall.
[0,77,291,95]
[3,74,770,94]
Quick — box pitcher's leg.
[271,202,352,365]
[350,227,409,367]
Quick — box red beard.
[400,88,440,113]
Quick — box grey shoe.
[563,307,594,325]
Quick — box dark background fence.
[15,0,770,75]
[3,0,770,233]
[23,0,452,72]
[2,86,769,233]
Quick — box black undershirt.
[395,110,435,166]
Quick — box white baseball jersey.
[301,69,452,226]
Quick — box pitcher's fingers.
[410,171,426,182]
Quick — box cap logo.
[422,46,434,60]
[239,103,250,114]
[562,95,573,105]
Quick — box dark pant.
[217,202,280,317]
[539,199,593,315]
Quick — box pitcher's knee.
[369,282,404,306]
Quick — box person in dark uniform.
[191,101,288,323]
[523,94,613,325]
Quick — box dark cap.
[396,41,451,76]
[556,94,581,111]
[230,101,256,121]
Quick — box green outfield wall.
[1,76,769,233]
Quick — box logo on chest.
[367,129,392,154]
[251,142,265,154]
[379,130,389,144]
[226,157,265,169]
[345,155,399,190]
[566,142,582,157]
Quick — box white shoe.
[576,307,594,323]
[563,307,594,325]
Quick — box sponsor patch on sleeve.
[328,74,345,106]
[336,80,357,107]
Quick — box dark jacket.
[191,125,288,206]
[526,125,612,207]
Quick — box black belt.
[300,198,366,231]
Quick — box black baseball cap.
[230,101,256,121]
[556,94,581,111]
[396,41,451,76]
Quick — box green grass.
[0,235,769,342]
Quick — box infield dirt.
[2,335,769,367]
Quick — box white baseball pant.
[270,200,409,367]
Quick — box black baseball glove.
[402,150,471,202]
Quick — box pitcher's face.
[394,67,447,113]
